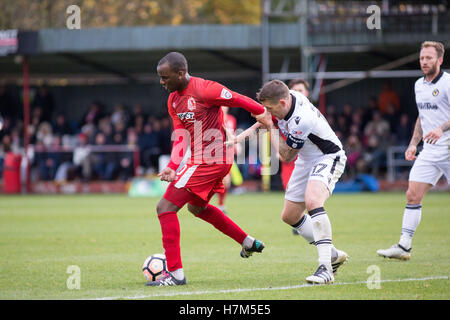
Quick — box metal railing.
[29,144,141,181]
[386,145,418,182]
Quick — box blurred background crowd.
[0,80,414,184]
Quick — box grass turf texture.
[0,192,448,300]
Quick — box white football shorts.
[409,151,450,186]
[285,152,347,203]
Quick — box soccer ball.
[142,253,167,281]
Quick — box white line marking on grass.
[90,275,448,300]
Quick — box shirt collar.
[283,93,296,121]
[423,70,444,85]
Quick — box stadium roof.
[1,21,449,85]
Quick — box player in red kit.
[146,52,265,286]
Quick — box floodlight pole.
[22,55,31,193]
[261,0,270,85]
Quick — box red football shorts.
[163,163,232,208]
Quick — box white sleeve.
[285,109,314,149]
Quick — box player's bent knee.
[187,204,205,216]
[156,198,179,215]
[281,211,292,224]
[305,200,323,212]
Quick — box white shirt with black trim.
[414,70,450,161]
[276,90,344,162]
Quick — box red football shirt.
[167,76,264,169]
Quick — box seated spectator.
[341,103,353,126]
[83,102,103,127]
[55,133,92,182]
[362,96,379,130]
[159,117,172,155]
[396,113,412,146]
[130,104,146,127]
[116,129,137,181]
[112,120,127,145]
[363,111,390,145]
[138,123,161,172]
[92,132,118,180]
[52,113,73,136]
[35,136,62,181]
[344,134,363,178]
[36,122,53,148]
[111,103,129,126]
[32,86,54,122]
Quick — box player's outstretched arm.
[224,122,262,147]
[405,117,423,161]
[254,111,299,162]
[203,81,265,115]
[423,118,450,144]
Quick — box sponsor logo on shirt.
[187,97,196,111]
[177,112,195,121]
[220,88,232,100]
[417,102,438,110]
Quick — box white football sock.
[291,214,315,244]
[171,268,185,281]
[242,235,255,249]
[398,204,422,250]
[310,207,333,273]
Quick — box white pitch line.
[91,275,448,300]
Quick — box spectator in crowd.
[344,134,363,178]
[325,104,337,130]
[36,122,53,148]
[363,111,393,176]
[341,103,354,127]
[0,85,18,120]
[130,104,147,127]
[35,135,62,181]
[116,128,137,180]
[83,102,103,127]
[111,103,128,126]
[138,122,160,172]
[362,96,379,130]
[54,133,92,182]
[378,81,400,115]
[92,132,118,180]
[32,86,55,122]
[159,117,172,155]
[134,114,145,135]
[384,102,401,135]
[396,113,413,146]
[52,113,73,136]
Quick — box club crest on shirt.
[432,89,439,97]
[220,88,232,100]
[187,97,196,111]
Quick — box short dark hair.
[158,52,188,72]
[256,80,290,103]
[288,78,310,90]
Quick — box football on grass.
[142,253,167,281]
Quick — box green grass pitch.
[0,191,448,300]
